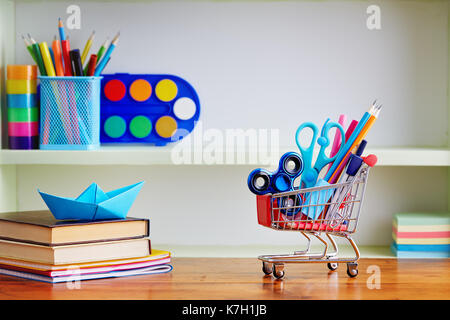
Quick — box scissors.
[295,119,345,189]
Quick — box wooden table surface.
[0,258,448,300]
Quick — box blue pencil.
[94,32,119,76]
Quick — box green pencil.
[21,34,38,64]
[28,34,47,76]
[84,37,108,75]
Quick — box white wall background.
[12,1,449,252]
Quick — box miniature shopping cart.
[256,165,370,279]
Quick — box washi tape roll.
[7,65,37,80]
[9,136,39,149]
[6,80,37,94]
[8,107,39,122]
[8,122,39,137]
[7,94,38,108]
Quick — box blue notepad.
[391,243,450,258]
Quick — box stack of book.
[0,210,172,283]
[391,212,450,258]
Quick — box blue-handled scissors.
[295,119,345,189]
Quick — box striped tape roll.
[8,108,39,122]
[7,94,38,108]
[6,80,37,94]
[8,122,39,137]
[7,65,37,80]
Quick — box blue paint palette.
[100,73,200,146]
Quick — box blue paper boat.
[38,181,145,220]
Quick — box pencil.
[21,35,38,64]
[28,34,47,76]
[94,32,119,76]
[84,37,108,75]
[58,18,72,76]
[52,35,65,76]
[81,30,95,65]
[58,17,66,41]
[328,105,381,183]
[39,42,56,77]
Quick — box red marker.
[86,54,98,76]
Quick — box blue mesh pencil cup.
[39,76,102,150]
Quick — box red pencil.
[86,54,98,76]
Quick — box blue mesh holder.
[39,76,102,150]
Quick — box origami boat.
[38,181,144,220]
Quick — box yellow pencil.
[39,41,56,77]
[81,30,95,65]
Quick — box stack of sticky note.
[391,212,450,258]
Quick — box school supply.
[330,114,347,158]
[86,54,98,76]
[57,18,72,76]
[0,263,172,283]
[295,118,345,188]
[27,34,46,76]
[52,35,65,76]
[84,38,108,75]
[0,237,151,265]
[39,75,101,149]
[100,73,201,145]
[0,249,170,280]
[6,65,39,149]
[38,41,56,76]
[326,102,381,183]
[94,31,119,76]
[0,210,149,246]
[80,30,95,65]
[39,181,144,221]
[392,212,450,258]
[248,152,303,196]
[70,49,83,76]
[21,35,37,64]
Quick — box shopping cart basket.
[256,165,370,279]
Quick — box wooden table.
[0,258,448,300]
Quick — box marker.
[94,32,119,76]
[70,49,83,76]
[28,34,46,76]
[86,54,98,76]
[21,35,38,64]
[81,30,95,65]
[84,37,108,75]
[52,35,65,76]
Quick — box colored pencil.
[39,42,56,77]
[52,35,65,76]
[80,30,95,65]
[94,32,119,76]
[21,35,38,64]
[58,17,66,41]
[328,105,381,183]
[84,38,108,75]
[28,34,46,76]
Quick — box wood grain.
[0,258,448,300]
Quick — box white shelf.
[0,146,449,166]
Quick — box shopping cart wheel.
[346,262,358,278]
[262,262,272,275]
[272,264,285,279]
[327,262,338,271]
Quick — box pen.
[94,32,119,76]
[81,30,95,65]
[70,49,83,76]
[28,34,46,76]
